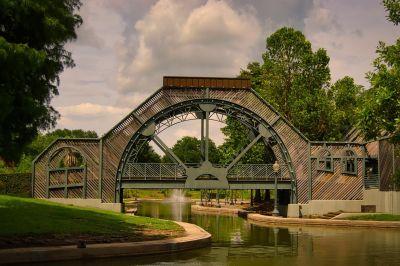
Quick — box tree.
[328,77,364,140]
[136,142,161,163]
[218,117,272,165]
[0,0,82,165]
[383,0,400,25]
[240,27,335,140]
[357,1,400,142]
[162,136,220,164]
[14,129,97,173]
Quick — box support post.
[216,190,220,207]
[201,116,205,161]
[272,161,280,216]
[307,143,312,201]
[64,169,68,198]
[99,138,103,201]
[83,164,87,199]
[205,111,209,162]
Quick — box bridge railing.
[227,164,290,181]
[123,163,186,180]
[122,163,290,181]
[364,173,379,189]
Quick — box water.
[46,201,400,266]
[166,189,187,203]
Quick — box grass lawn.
[0,195,184,248]
[345,214,400,221]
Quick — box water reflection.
[41,201,400,266]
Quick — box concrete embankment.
[0,222,211,265]
[247,213,400,229]
[191,204,241,215]
[191,205,400,229]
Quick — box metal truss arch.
[116,99,297,201]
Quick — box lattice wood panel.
[311,158,363,200]
[311,144,365,157]
[273,119,309,203]
[379,140,394,191]
[33,139,99,199]
[365,141,379,157]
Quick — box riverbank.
[191,204,242,214]
[0,221,211,264]
[191,204,400,229]
[247,213,400,229]
[0,195,184,249]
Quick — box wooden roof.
[163,76,251,89]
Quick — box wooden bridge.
[32,76,395,205]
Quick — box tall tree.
[219,117,272,165]
[358,1,400,142]
[329,77,364,140]
[240,27,334,140]
[0,0,82,165]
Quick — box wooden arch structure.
[32,76,382,204]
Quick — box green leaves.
[0,0,82,164]
[358,35,400,142]
[241,27,339,141]
[0,129,97,173]
[238,27,366,144]
[383,0,400,25]
[162,136,220,164]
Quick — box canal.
[54,201,400,265]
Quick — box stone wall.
[287,189,400,217]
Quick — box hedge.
[0,173,31,197]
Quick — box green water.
[50,201,400,266]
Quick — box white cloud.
[304,0,399,86]
[116,0,262,97]
[57,103,131,134]
[58,103,130,117]
[55,0,400,141]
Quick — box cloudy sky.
[54,0,399,147]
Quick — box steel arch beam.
[116,99,297,203]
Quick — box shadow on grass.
[0,195,183,248]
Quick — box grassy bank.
[345,214,400,221]
[0,195,183,248]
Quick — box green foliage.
[136,142,161,163]
[1,129,97,173]
[162,136,220,164]
[0,173,31,197]
[383,0,400,25]
[240,27,339,141]
[356,1,400,143]
[329,77,364,139]
[219,117,272,164]
[0,195,182,237]
[0,0,82,164]
[358,14,400,142]
[346,213,400,221]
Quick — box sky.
[54,0,399,148]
